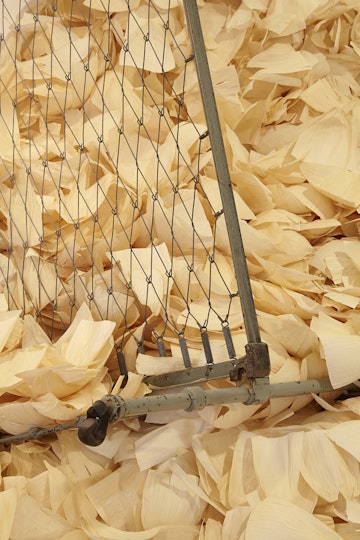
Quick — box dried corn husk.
[1,0,360,537]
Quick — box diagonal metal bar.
[182,0,262,345]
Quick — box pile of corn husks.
[1,0,360,538]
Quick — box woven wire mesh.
[0,0,243,372]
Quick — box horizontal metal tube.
[108,378,352,422]
[108,386,252,421]
[1,378,355,447]
[270,378,337,398]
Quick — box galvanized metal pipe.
[104,378,349,423]
[1,378,353,447]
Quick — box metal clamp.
[78,400,112,447]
